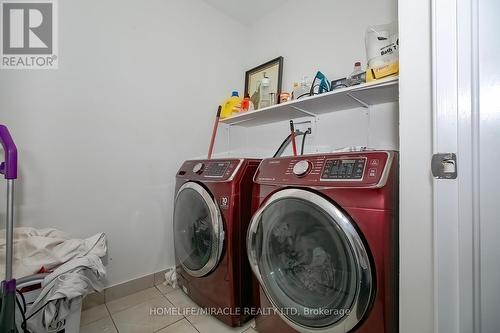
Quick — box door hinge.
[432,153,457,179]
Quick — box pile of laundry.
[0,227,107,332]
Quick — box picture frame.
[244,56,283,109]
[331,77,349,90]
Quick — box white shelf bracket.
[290,106,317,118]
[346,92,370,108]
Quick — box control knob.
[192,163,204,174]
[293,160,311,177]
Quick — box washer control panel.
[321,158,366,180]
[178,159,242,181]
[255,151,395,188]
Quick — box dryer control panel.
[204,161,231,177]
[255,151,395,188]
[177,159,243,181]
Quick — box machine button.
[293,160,311,177]
[368,168,377,177]
[192,163,204,174]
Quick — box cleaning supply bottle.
[348,62,365,86]
[241,96,253,112]
[292,76,311,100]
[220,91,242,119]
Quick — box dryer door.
[174,182,224,277]
[247,189,373,333]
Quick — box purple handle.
[0,125,18,180]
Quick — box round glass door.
[247,189,373,333]
[174,182,224,277]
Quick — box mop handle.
[0,125,17,281]
[207,106,222,160]
[0,125,17,180]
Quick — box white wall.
[0,0,248,286]
[213,0,399,159]
[216,102,399,159]
[245,0,398,93]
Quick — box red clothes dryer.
[247,151,398,333]
[174,158,260,327]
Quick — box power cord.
[301,131,308,155]
[16,289,26,314]
[15,289,51,333]
[273,133,292,158]
[273,129,309,158]
[15,289,30,333]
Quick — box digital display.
[321,158,365,180]
[205,162,230,177]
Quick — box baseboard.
[82,268,170,310]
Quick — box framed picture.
[331,77,348,90]
[244,57,283,109]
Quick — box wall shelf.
[220,76,399,127]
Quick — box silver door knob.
[192,163,204,174]
[293,160,311,177]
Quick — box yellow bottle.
[220,91,242,119]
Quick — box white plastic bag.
[365,22,399,80]
[164,267,178,289]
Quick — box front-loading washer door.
[247,189,373,333]
[174,182,224,278]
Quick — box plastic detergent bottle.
[220,91,242,119]
[348,62,364,86]
[292,76,311,100]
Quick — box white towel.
[0,227,106,279]
[26,254,106,332]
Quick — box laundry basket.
[15,274,82,333]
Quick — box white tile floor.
[80,285,257,333]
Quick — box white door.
[432,0,500,332]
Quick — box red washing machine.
[247,151,398,333]
[174,158,261,327]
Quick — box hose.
[301,131,307,155]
